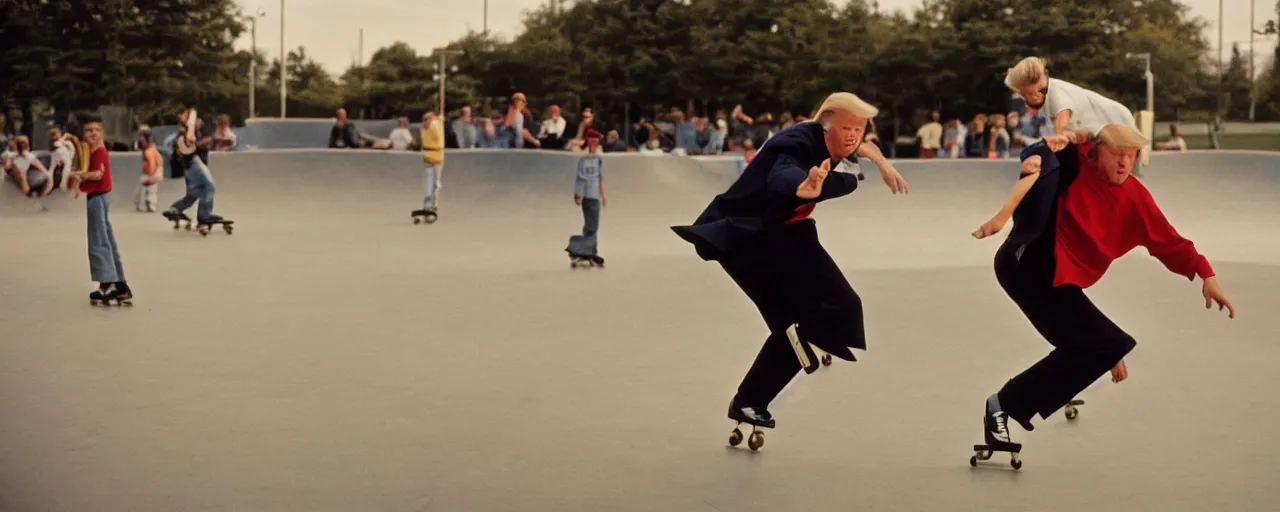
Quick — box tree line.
[3,0,1280,140]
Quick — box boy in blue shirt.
[566,129,606,267]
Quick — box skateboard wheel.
[969,455,978,467]
[729,428,743,447]
[747,431,764,451]
[1065,407,1078,420]
[821,354,832,366]
[413,217,421,224]
[1010,459,1023,470]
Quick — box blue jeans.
[567,198,601,256]
[86,193,125,283]
[422,164,441,211]
[169,157,217,221]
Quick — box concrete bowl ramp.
[0,149,1277,511]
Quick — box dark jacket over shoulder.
[1006,140,1082,246]
[671,122,859,260]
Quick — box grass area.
[1180,133,1280,151]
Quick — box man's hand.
[601,196,607,208]
[1202,276,1236,319]
[1044,134,1071,152]
[574,194,583,206]
[878,164,908,195]
[1111,359,1128,383]
[1021,155,1042,175]
[971,215,1008,239]
[796,159,830,199]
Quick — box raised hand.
[796,158,830,199]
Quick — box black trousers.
[993,235,1136,427]
[718,220,865,408]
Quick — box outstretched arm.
[972,153,1044,239]
[1136,191,1234,317]
[856,142,909,194]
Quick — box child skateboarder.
[68,118,132,305]
[134,127,162,212]
[566,129,606,267]
[162,107,230,231]
[412,111,444,224]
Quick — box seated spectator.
[538,105,568,149]
[328,108,359,149]
[602,130,628,152]
[1156,124,1188,151]
[964,114,989,158]
[986,113,1010,159]
[48,126,77,190]
[212,114,238,151]
[669,101,699,155]
[3,136,51,196]
[389,117,414,150]
[453,106,478,148]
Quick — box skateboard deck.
[411,209,438,225]
[196,219,234,237]
[566,249,604,269]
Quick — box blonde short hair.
[811,92,879,128]
[1095,124,1149,150]
[1005,57,1048,91]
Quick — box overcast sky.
[232,0,1276,74]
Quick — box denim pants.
[169,157,216,221]
[422,163,442,211]
[567,198,601,256]
[86,193,126,283]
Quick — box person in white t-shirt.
[916,110,943,158]
[1004,57,1136,141]
[388,117,414,150]
[1155,124,1189,152]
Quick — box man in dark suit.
[671,92,908,443]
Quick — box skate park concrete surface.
[1,148,1278,511]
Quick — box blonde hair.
[1005,57,1048,91]
[811,92,879,128]
[1095,124,1149,150]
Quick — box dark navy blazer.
[1005,140,1084,247]
[671,122,861,261]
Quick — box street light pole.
[1126,52,1154,113]
[249,16,256,119]
[246,10,266,120]
[280,0,287,118]
[1250,0,1256,121]
[432,48,465,117]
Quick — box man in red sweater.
[69,119,132,306]
[968,123,1234,468]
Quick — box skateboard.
[728,422,767,451]
[411,209,438,224]
[164,210,195,230]
[196,219,234,237]
[969,442,1022,470]
[91,295,132,307]
[89,287,132,307]
[566,250,604,269]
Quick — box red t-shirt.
[79,145,113,195]
[1053,142,1213,289]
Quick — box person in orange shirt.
[134,127,163,212]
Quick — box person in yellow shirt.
[413,111,445,224]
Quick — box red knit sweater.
[1053,142,1214,289]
